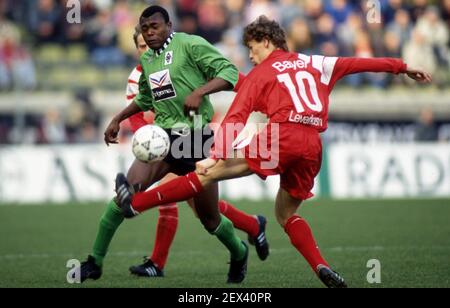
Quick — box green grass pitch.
[0,199,449,288]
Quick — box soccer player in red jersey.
[115,16,432,287]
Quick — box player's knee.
[160,173,178,185]
[275,205,301,228]
[275,212,290,228]
[126,173,145,192]
[194,172,216,188]
[200,215,221,233]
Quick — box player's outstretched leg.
[276,188,347,288]
[284,215,347,288]
[219,200,269,261]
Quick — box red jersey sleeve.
[328,57,408,89]
[125,65,149,133]
[233,72,247,92]
[128,113,148,133]
[212,78,261,159]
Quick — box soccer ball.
[132,125,170,163]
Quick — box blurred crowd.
[0,88,102,144]
[0,0,449,144]
[0,0,449,90]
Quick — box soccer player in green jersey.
[78,6,265,284]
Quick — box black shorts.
[163,127,214,175]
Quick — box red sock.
[285,215,329,272]
[219,200,259,238]
[150,204,178,269]
[132,172,204,213]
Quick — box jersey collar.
[155,32,175,57]
[267,49,285,60]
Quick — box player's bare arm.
[184,78,234,115]
[104,101,142,146]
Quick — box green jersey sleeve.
[134,72,154,112]
[188,35,239,88]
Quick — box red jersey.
[214,50,407,157]
[126,65,149,133]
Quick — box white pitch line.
[1,245,449,260]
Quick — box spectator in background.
[224,0,246,27]
[403,30,437,82]
[410,0,429,22]
[177,11,199,34]
[415,6,449,67]
[78,121,100,143]
[58,0,93,46]
[176,0,198,15]
[304,0,324,23]
[386,9,413,46]
[197,0,228,44]
[113,0,137,62]
[325,0,354,25]
[65,89,101,143]
[414,107,439,142]
[245,0,280,24]
[314,13,339,56]
[41,108,66,144]
[367,16,386,57]
[346,30,388,88]
[382,0,407,25]
[215,29,251,72]
[384,31,402,58]
[0,7,36,91]
[0,114,13,144]
[85,9,125,66]
[442,0,450,30]
[336,12,364,56]
[287,17,314,54]
[383,30,404,86]
[91,0,113,11]
[29,0,62,45]
[278,0,303,29]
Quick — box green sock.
[212,215,246,261]
[92,199,124,267]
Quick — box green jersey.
[134,32,239,129]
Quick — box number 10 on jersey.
[277,71,324,113]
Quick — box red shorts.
[241,123,322,200]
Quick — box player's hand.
[406,68,432,83]
[104,118,120,146]
[196,158,218,175]
[184,90,203,116]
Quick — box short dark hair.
[133,24,142,48]
[140,5,170,23]
[243,16,288,52]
